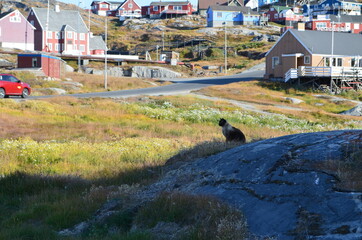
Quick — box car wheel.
[21,88,29,98]
[0,88,5,98]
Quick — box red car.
[0,74,31,98]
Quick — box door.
[7,75,22,94]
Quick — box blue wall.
[207,8,259,27]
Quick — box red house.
[91,1,122,16]
[27,5,90,56]
[106,0,141,18]
[0,9,35,51]
[142,1,193,19]
[17,54,65,79]
[266,6,304,25]
[306,15,362,34]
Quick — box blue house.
[303,0,362,17]
[207,5,260,27]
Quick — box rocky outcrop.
[131,66,182,79]
[143,130,362,240]
[341,105,362,117]
[59,130,362,239]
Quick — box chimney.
[55,4,60,12]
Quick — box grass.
[0,77,361,239]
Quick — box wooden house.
[27,5,89,56]
[198,0,243,16]
[142,1,193,19]
[89,35,107,55]
[305,14,362,33]
[265,6,305,24]
[265,29,362,91]
[0,9,35,51]
[113,0,141,19]
[207,5,260,27]
[91,1,123,16]
[303,0,362,17]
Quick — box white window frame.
[55,43,60,51]
[272,56,280,69]
[128,3,133,8]
[304,56,311,64]
[217,12,222,18]
[48,43,52,50]
[80,33,85,40]
[55,32,61,39]
[67,32,73,39]
[80,45,85,52]
[153,6,158,11]
[47,31,52,39]
[173,6,182,10]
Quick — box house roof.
[199,0,243,10]
[0,11,11,20]
[209,5,259,15]
[268,29,362,56]
[90,36,107,50]
[31,7,88,33]
[119,0,141,9]
[329,14,362,23]
[150,1,190,6]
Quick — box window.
[47,31,52,39]
[173,6,182,10]
[316,22,327,29]
[101,4,108,8]
[153,6,158,11]
[75,33,77,40]
[272,56,280,69]
[55,44,60,51]
[48,43,52,50]
[67,32,73,39]
[128,3,133,8]
[10,12,21,23]
[30,20,34,26]
[80,33,85,40]
[304,56,311,64]
[274,13,278,19]
[80,45,85,52]
[337,58,342,66]
[217,12,222,18]
[32,57,38,67]
[354,23,359,29]
[55,32,61,39]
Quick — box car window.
[9,76,19,83]
[0,75,11,82]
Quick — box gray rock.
[65,64,74,73]
[341,105,362,116]
[131,66,181,79]
[142,130,362,240]
[284,97,304,104]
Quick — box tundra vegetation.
[1,1,361,238]
[0,79,361,239]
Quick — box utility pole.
[104,16,108,89]
[224,22,227,75]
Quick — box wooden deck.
[285,66,362,92]
[285,66,362,82]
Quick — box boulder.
[131,66,182,79]
[143,130,362,240]
[341,105,362,116]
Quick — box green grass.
[0,82,361,239]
